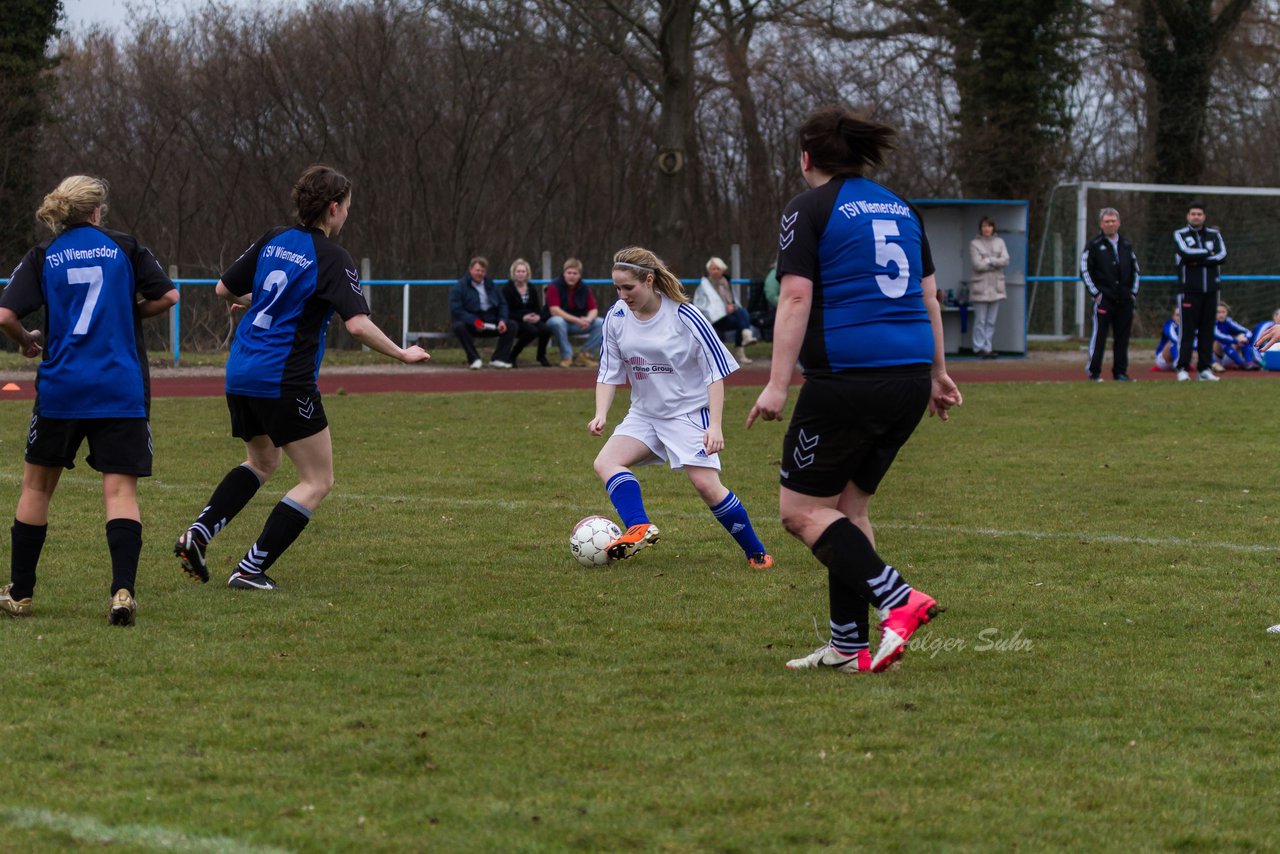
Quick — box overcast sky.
[60,0,276,32]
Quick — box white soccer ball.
[570,515,621,568]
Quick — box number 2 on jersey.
[68,266,104,335]
[872,219,910,298]
[253,270,289,329]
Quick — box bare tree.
[1134,0,1255,184]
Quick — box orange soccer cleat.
[606,523,660,561]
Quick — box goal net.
[1031,182,1280,340]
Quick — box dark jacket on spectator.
[1174,225,1226,294]
[503,280,544,320]
[449,274,508,324]
[1081,232,1140,304]
[547,275,594,317]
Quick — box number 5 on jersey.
[872,219,910,298]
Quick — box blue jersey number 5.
[873,220,910,298]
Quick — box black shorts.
[227,392,328,447]
[780,367,931,498]
[25,414,153,476]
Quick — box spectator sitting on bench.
[545,257,603,368]
[503,257,551,367]
[449,256,517,369]
[694,255,757,363]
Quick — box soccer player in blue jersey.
[175,165,429,591]
[588,246,771,569]
[0,175,179,625]
[1154,306,1179,372]
[747,106,962,674]
[1213,302,1258,370]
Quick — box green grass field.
[2,378,1279,851]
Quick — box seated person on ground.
[1213,302,1258,370]
[1154,306,1179,371]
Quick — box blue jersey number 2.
[253,270,290,330]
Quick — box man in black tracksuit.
[1174,202,1227,380]
[1081,207,1140,381]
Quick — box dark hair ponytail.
[798,105,897,178]
[293,164,352,227]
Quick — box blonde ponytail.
[36,176,109,235]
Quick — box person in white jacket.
[968,217,1010,358]
[693,256,757,363]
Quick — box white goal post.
[1034,181,1280,339]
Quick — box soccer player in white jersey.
[588,246,772,569]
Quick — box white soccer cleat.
[785,643,871,674]
[468,359,483,370]
[1198,369,1220,382]
[1176,370,1190,382]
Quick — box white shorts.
[613,409,721,471]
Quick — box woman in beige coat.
[968,216,1009,358]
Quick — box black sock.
[828,571,870,654]
[811,518,912,611]
[238,499,311,576]
[190,464,263,545]
[10,520,47,600]
[106,518,143,596]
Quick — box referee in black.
[1080,207,1140,382]
[1174,201,1227,381]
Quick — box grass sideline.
[1,380,1278,850]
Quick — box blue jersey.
[1214,316,1250,346]
[222,226,370,398]
[0,224,174,419]
[777,176,935,372]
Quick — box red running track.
[0,361,1270,400]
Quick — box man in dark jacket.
[1174,202,1227,382]
[1080,207,1140,382]
[449,256,517,369]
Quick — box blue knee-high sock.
[606,472,649,528]
[709,491,766,556]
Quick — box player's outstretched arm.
[589,382,618,436]
[0,307,41,358]
[747,274,810,428]
[921,273,962,420]
[704,379,725,453]
[1257,324,1280,353]
[215,280,252,308]
[344,314,430,363]
[138,289,179,319]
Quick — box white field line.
[9,472,1277,555]
[0,806,292,853]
